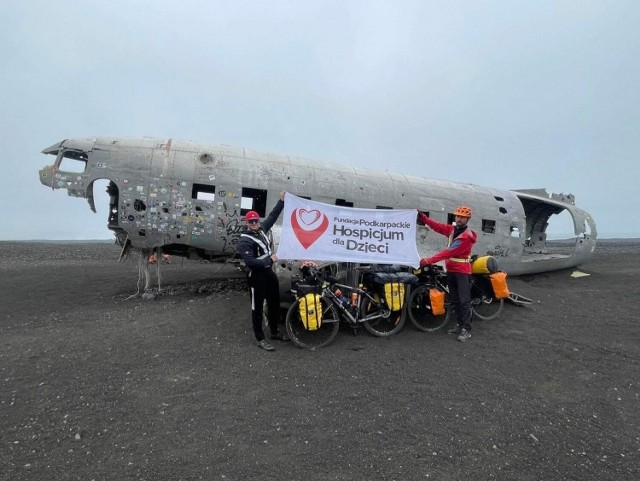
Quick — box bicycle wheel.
[285,296,340,349]
[361,293,405,337]
[470,277,504,321]
[408,285,451,332]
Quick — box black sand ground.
[1,240,638,481]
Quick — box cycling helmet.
[453,205,472,218]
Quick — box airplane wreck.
[39,137,597,278]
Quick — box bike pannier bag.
[429,288,445,315]
[472,256,499,274]
[489,271,510,299]
[384,282,405,311]
[298,293,323,330]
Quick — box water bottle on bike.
[335,289,353,313]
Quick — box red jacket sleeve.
[421,215,453,238]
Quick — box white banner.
[276,193,421,266]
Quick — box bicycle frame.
[324,282,388,325]
[411,266,503,322]
[286,265,409,348]
[406,265,451,331]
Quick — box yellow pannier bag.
[429,288,445,315]
[384,282,405,311]
[489,271,510,299]
[472,255,499,274]
[298,293,323,330]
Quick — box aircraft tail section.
[505,190,597,275]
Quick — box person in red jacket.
[418,206,477,341]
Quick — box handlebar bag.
[297,284,323,296]
[365,271,419,286]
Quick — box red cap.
[245,211,260,221]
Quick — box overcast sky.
[1,0,638,240]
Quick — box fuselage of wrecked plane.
[39,136,597,281]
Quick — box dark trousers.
[447,272,472,331]
[247,269,281,341]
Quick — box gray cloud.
[1,0,638,239]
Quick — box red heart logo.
[299,209,321,226]
[291,208,329,249]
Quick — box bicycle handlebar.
[415,264,445,275]
[301,266,337,285]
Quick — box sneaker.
[257,340,275,351]
[271,332,289,342]
[448,325,462,335]
[457,329,471,342]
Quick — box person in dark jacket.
[418,206,478,342]
[237,192,287,351]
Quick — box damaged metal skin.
[39,137,597,290]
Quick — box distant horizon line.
[1,234,639,243]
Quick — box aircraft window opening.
[447,213,455,224]
[482,219,496,234]
[494,196,504,202]
[298,195,311,200]
[241,187,268,217]
[376,206,393,210]
[134,199,146,212]
[510,226,520,237]
[192,183,216,201]
[199,153,214,164]
[335,198,354,207]
[58,151,87,173]
[499,207,507,214]
[106,181,119,226]
[543,209,580,241]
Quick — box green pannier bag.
[298,293,323,330]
